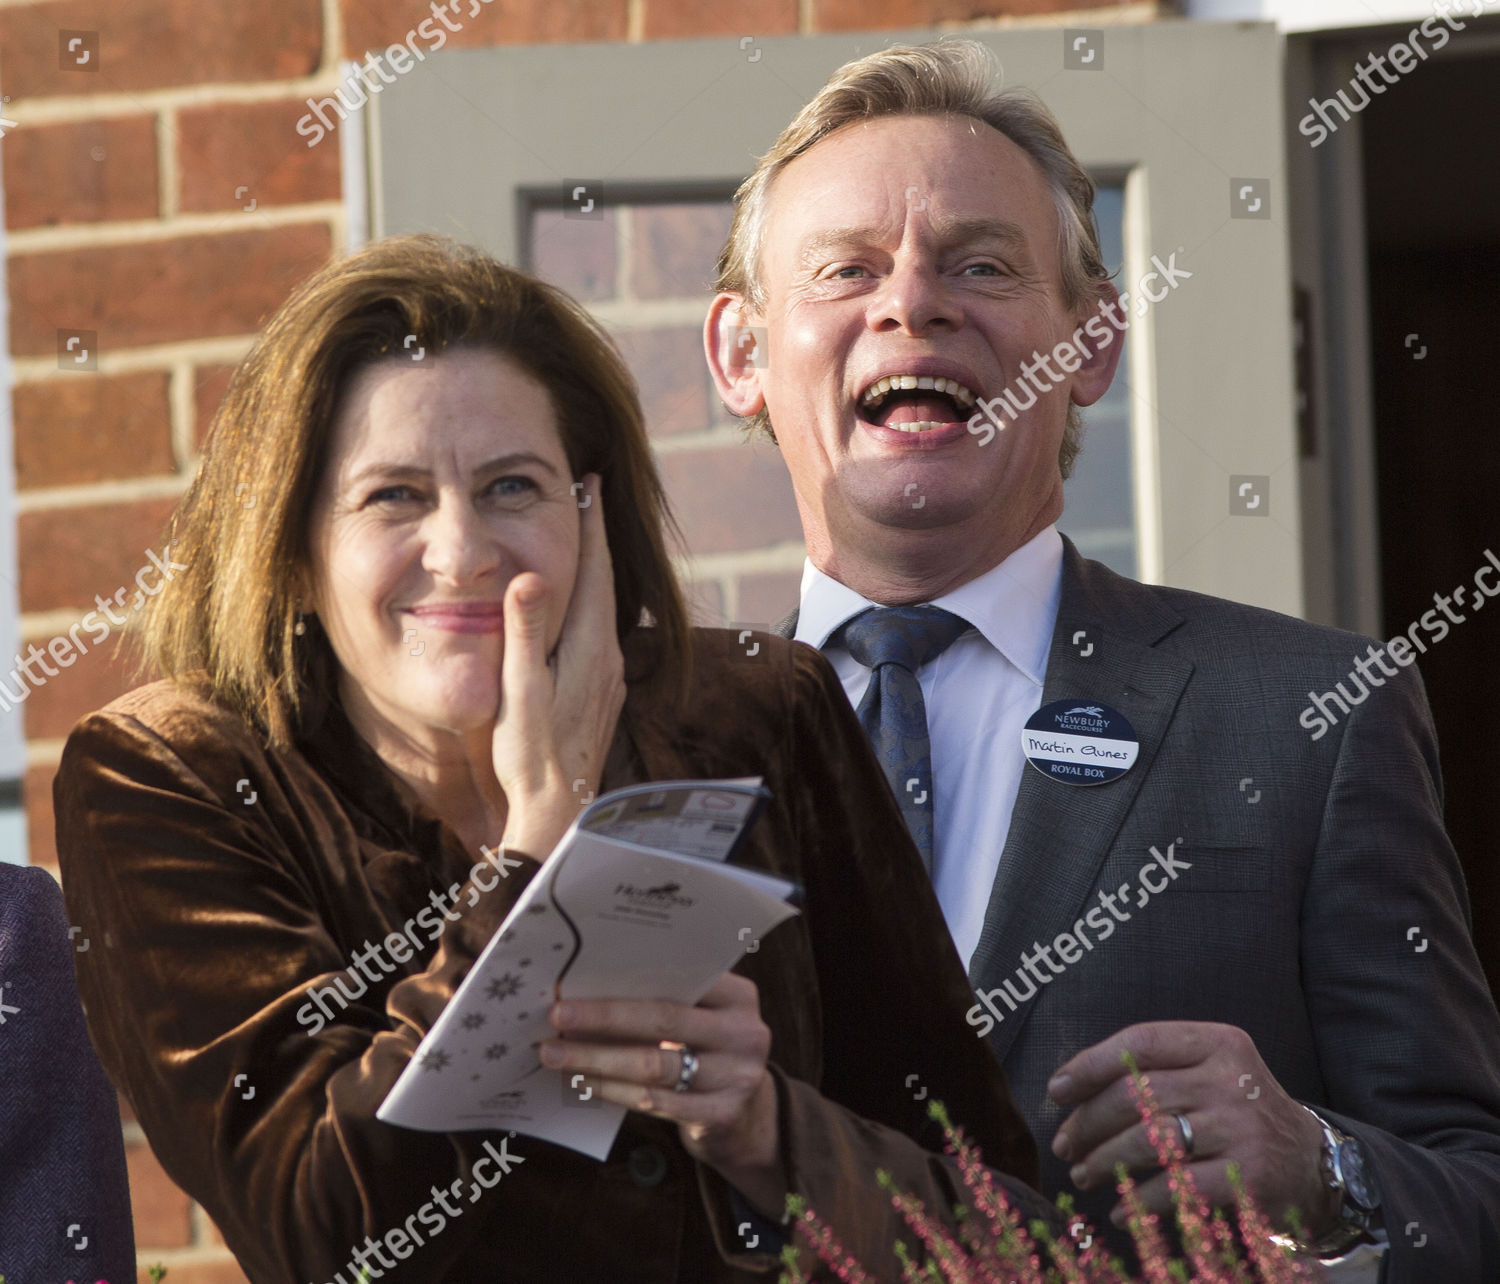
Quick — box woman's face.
[305,347,580,739]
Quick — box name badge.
[1022,700,1139,786]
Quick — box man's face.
[748,113,1106,556]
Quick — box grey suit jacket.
[776,534,1500,1281]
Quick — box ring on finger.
[1172,1111,1196,1159]
[659,1040,700,1093]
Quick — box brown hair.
[132,233,691,748]
[715,39,1113,479]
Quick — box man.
[704,39,1500,1278]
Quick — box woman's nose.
[420,495,501,584]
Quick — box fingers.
[1048,1020,1222,1105]
[556,473,618,665]
[499,571,551,725]
[538,979,770,1120]
[1062,1103,1213,1192]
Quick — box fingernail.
[539,1042,564,1067]
[1070,1164,1088,1188]
[1052,1132,1073,1162]
[1048,1073,1072,1100]
[552,1002,574,1027]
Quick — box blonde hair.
[132,234,690,749]
[715,39,1112,478]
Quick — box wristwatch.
[1294,1105,1382,1258]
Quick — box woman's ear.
[704,293,766,418]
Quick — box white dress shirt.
[795,526,1064,970]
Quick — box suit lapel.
[968,540,1193,1066]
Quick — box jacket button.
[627,1144,667,1187]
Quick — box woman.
[54,234,1044,1282]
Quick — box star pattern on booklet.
[485,973,522,1001]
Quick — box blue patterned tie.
[834,606,970,874]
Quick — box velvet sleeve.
[54,703,541,1283]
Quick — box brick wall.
[2,0,1165,1277]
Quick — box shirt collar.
[795,525,1064,686]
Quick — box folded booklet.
[377,777,800,1158]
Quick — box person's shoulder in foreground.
[0,861,135,1282]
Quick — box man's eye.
[831,265,869,279]
[961,263,1003,276]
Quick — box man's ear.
[1068,282,1127,410]
[704,293,766,418]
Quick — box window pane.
[1060,183,1136,578]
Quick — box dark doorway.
[1364,44,1500,996]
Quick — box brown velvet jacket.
[55,629,1040,1283]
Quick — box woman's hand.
[491,473,625,856]
[538,972,787,1212]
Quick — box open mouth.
[858,374,978,433]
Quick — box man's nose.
[869,258,961,335]
[421,496,500,583]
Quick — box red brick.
[138,1259,251,1284]
[628,202,735,302]
[14,371,174,489]
[3,114,158,230]
[811,0,1073,30]
[18,496,180,613]
[126,1137,193,1248]
[0,0,321,99]
[736,570,802,626]
[611,326,712,436]
[24,762,57,868]
[178,99,342,214]
[643,0,797,39]
[9,223,332,357]
[23,622,140,741]
[195,364,239,452]
[530,207,617,303]
[657,442,802,555]
[340,0,628,56]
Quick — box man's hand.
[1047,1021,1339,1235]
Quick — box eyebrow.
[345,451,562,489]
[794,217,1035,267]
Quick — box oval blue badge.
[1022,700,1139,786]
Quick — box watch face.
[1336,1138,1380,1212]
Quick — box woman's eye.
[830,265,868,279]
[961,262,1003,276]
[368,484,417,504]
[488,475,537,499]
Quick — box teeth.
[889,421,946,433]
[859,374,978,409]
